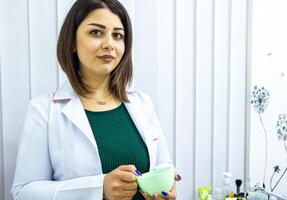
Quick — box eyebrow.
[87,23,124,31]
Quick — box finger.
[118,165,137,174]
[174,172,181,181]
[139,190,151,200]
[161,191,176,199]
[117,170,137,182]
[119,164,144,177]
[120,181,138,191]
[170,183,176,193]
[120,189,138,199]
[153,194,160,200]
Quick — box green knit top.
[85,103,150,200]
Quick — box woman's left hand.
[140,173,181,200]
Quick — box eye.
[112,33,124,40]
[90,30,102,37]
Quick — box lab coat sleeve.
[11,98,105,200]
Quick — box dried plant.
[251,85,270,187]
[276,114,287,154]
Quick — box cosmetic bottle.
[221,172,232,198]
[247,182,268,200]
[213,172,232,200]
[212,187,222,200]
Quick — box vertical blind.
[0,0,249,199]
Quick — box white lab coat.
[11,81,172,200]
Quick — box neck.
[81,72,111,99]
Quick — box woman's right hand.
[103,165,139,200]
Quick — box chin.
[96,67,116,76]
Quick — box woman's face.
[75,8,125,77]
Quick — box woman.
[11,0,179,199]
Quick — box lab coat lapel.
[55,82,98,150]
[62,94,98,149]
[124,92,156,170]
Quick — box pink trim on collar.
[52,98,71,102]
[52,88,71,102]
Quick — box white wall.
[250,0,287,197]
[0,0,249,199]
[0,41,4,200]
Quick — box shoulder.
[26,91,54,118]
[127,88,159,126]
[30,91,54,106]
[29,90,54,109]
[24,81,72,123]
[30,81,73,108]
[127,88,154,107]
[19,91,54,125]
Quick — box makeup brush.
[235,179,242,194]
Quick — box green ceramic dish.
[136,164,175,196]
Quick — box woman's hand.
[141,173,181,200]
[103,165,139,200]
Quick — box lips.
[98,55,115,63]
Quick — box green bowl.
[136,164,175,196]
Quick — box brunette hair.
[57,0,133,102]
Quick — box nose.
[101,35,114,51]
